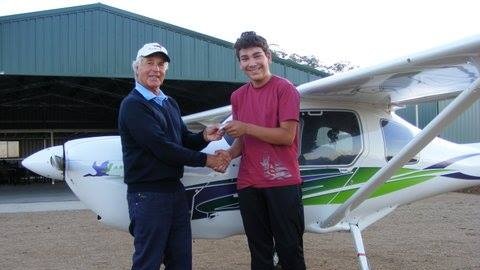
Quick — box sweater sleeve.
[169,98,209,151]
[121,98,207,167]
[181,124,209,151]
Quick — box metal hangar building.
[0,3,326,182]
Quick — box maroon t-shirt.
[231,75,301,189]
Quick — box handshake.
[203,121,248,173]
[206,150,231,173]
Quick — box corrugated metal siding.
[395,105,416,124]
[418,101,438,129]
[397,100,480,143]
[204,43,237,82]
[396,101,438,128]
[285,66,313,86]
[0,4,323,84]
[439,98,480,143]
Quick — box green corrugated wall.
[0,3,325,84]
[396,100,480,143]
[439,99,480,143]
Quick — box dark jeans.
[127,188,192,270]
[239,185,306,270]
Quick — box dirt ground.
[0,192,479,270]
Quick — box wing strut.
[322,77,480,228]
[350,223,370,270]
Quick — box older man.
[118,43,229,270]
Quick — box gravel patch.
[0,192,479,270]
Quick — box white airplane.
[22,36,480,270]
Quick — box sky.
[1,0,479,67]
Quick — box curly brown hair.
[233,31,270,60]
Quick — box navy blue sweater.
[118,89,208,192]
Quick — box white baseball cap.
[136,42,170,62]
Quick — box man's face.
[238,47,272,87]
[137,54,168,92]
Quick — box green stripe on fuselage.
[301,167,449,205]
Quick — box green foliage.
[271,48,358,74]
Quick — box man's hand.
[223,120,249,138]
[214,150,232,170]
[214,149,231,172]
[203,124,224,141]
[206,152,231,173]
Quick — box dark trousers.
[127,188,192,270]
[238,185,306,270]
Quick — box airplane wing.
[315,36,480,228]
[182,105,231,131]
[298,35,480,108]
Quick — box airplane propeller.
[49,154,64,172]
[22,145,64,181]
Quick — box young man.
[221,32,306,270]
[118,42,229,270]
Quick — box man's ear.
[266,51,273,63]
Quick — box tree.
[301,55,320,69]
[271,48,288,59]
[271,48,357,75]
[325,61,357,73]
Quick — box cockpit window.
[380,119,418,163]
[299,110,362,166]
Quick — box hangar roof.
[0,3,326,83]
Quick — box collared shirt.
[135,82,168,106]
[118,86,208,189]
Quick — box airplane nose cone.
[22,146,64,180]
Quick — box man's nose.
[247,59,257,68]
